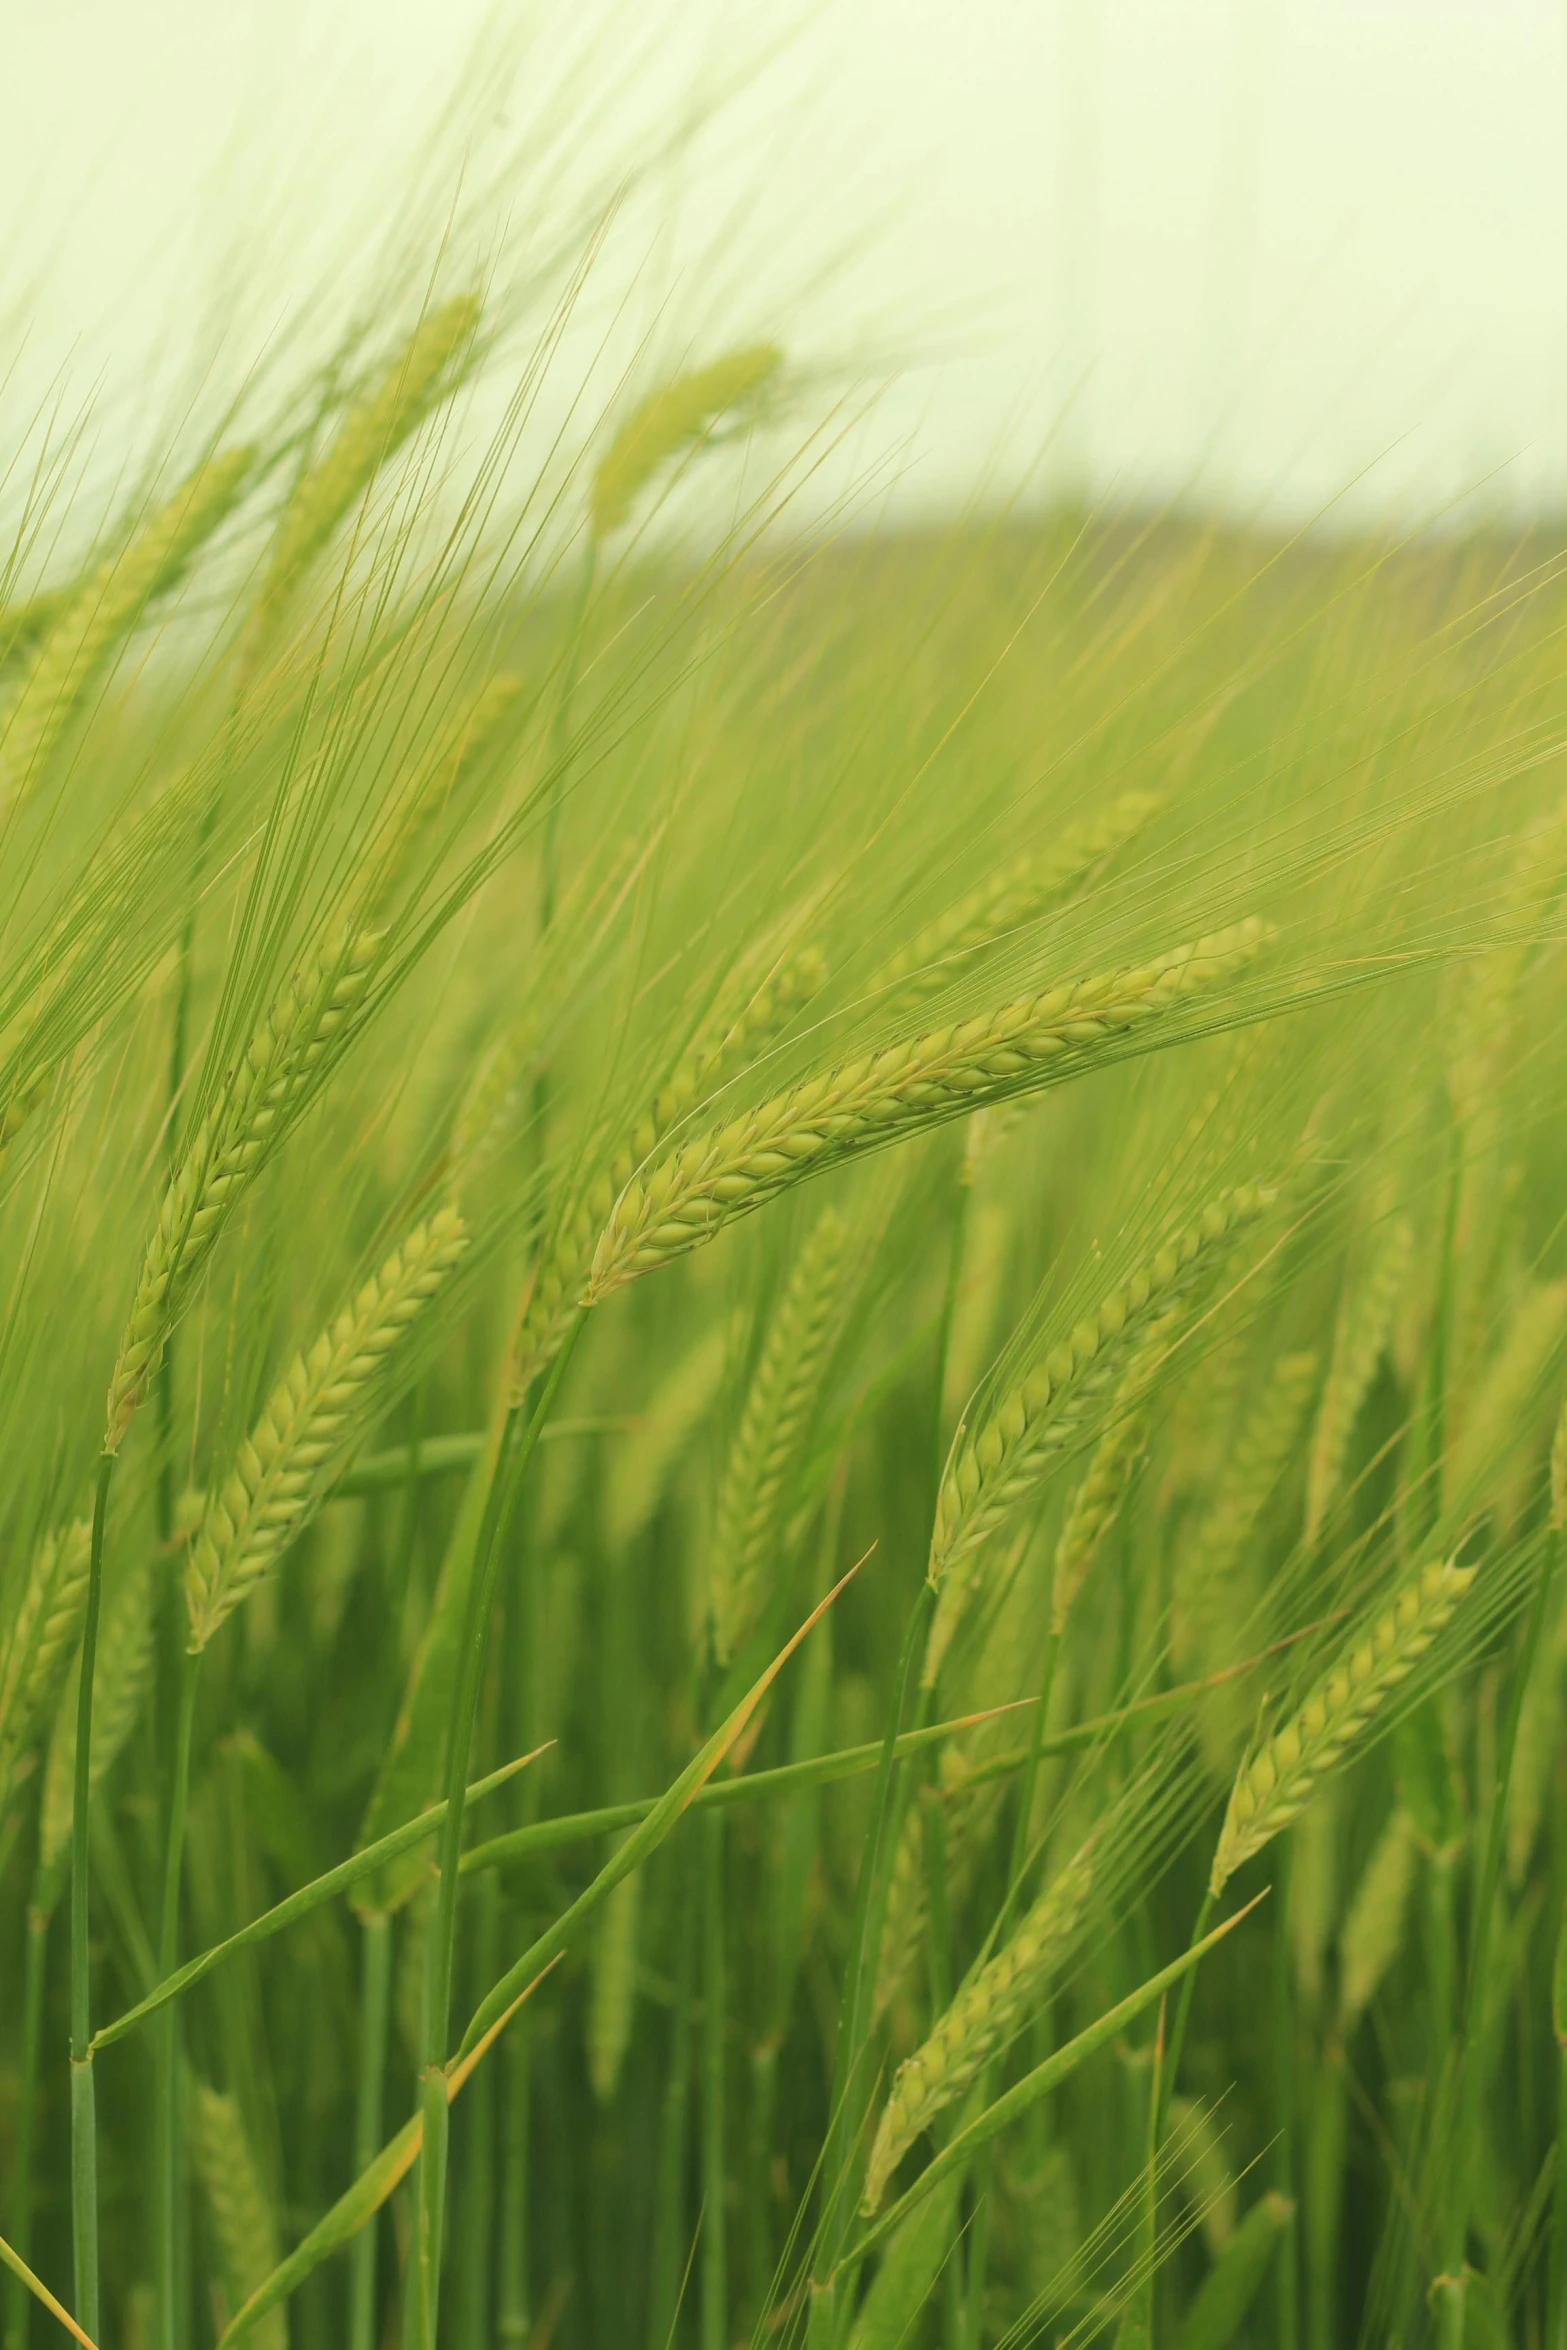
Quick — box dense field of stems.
[4,231,1567,2350]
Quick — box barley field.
[3,191,1567,2350]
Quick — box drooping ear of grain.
[184,1210,468,1652]
[586,1861,641,2104]
[1337,1807,1417,2031]
[590,343,784,540]
[1304,1215,1413,1544]
[926,1180,1274,1689]
[0,446,254,821]
[38,1547,155,1902]
[188,2080,288,2350]
[252,295,481,640]
[106,927,384,1453]
[586,922,1270,1313]
[710,1206,850,1666]
[0,1520,92,1820]
[508,938,829,1405]
[1209,1559,1476,1896]
[868,789,1163,1011]
[862,1838,1095,2211]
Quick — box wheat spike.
[1337,1807,1417,2030]
[1051,1381,1155,1640]
[0,586,73,669]
[184,1210,469,1651]
[1445,1279,1567,1521]
[0,447,253,817]
[1304,1216,1413,1543]
[591,343,783,539]
[1171,1348,1319,1683]
[869,791,1163,1009]
[587,1862,641,2104]
[508,938,829,1404]
[362,671,521,923]
[38,1549,155,1894]
[0,1519,93,1813]
[1209,1559,1476,1896]
[710,1207,849,1666]
[255,296,480,631]
[588,920,1269,1313]
[1447,798,1567,1126]
[189,2079,287,2350]
[106,928,382,1452]
[863,1838,1095,2212]
[872,1747,993,2029]
[926,1180,1272,1689]
[605,1320,732,1551]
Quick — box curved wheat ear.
[862,1838,1095,2213]
[710,1207,850,1667]
[361,672,521,924]
[926,1180,1273,1689]
[253,295,481,636]
[38,1550,155,1895]
[1448,797,1567,1126]
[591,343,783,540]
[1051,1336,1166,1640]
[1445,1279,1567,1523]
[587,1861,641,2103]
[1337,1807,1416,2031]
[0,446,253,818]
[507,939,829,1404]
[1304,1215,1413,1544]
[1171,1348,1320,1682]
[1209,1558,1475,1897]
[106,927,382,1452]
[869,790,1163,1010]
[184,1209,468,1652]
[189,2080,286,2350]
[0,586,73,669]
[873,1744,996,2029]
[589,920,1270,1314]
[0,1519,92,1813]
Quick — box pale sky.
[4,0,1566,531]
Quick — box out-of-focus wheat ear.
[188,2080,287,2350]
[590,344,784,541]
[1209,1559,1476,1897]
[105,926,383,1454]
[0,585,74,669]
[184,1209,469,1652]
[1337,1808,1417,2032]
[868,788,1164,1010]
[586,1862,641,2104]
[1447,796,1567,1127]
[0,446,253,822]
[250,295,481,643]
[1304,1215,1413,1544]
[1444,1278,1567,1525]
[0,1520,93,1818]
[360,672,523,924]
[37,1550,155,1904]
[862,1838,1095,2212]
[1051,1390,1152,1639]
[586,920,1270,1312]
[710,1206,850,1667]
[506,935,829,1409]
[926,1179,1273,1690]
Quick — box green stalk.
[1156,1887,1216,2151]
[1273,1845,1298,2350]
[920,1791,966,2350]
[5,1904,49,2350]
[347,1913,392,2350]
[455,1874,501,2350]
[155,1646,201,2350]
[701,1810,728,2350]
[415,1317,584,2350]
[496,1997,532,2350]
[1439,1526,1558,2347]
[807,1577,936,2350]
[650,1855,699,2350]
[1549,1903,1567,2350]
[69,1452,113,2343]
[1304,2039,1347,2350]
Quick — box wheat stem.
[4,1906,48,2350]
[701,1807,728,2350]
[68,1454,112,2343]
[347,1915,392,2350]
[153,1647,199,2350]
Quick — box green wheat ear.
[1209,1558,1476,1897]
[184,1209,469,1653]
[590,343,784,540]
[188,2080,287,2350]
[0,1519,92,1818]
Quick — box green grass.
[2,227,1567,2350]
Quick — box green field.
[2,287,1567,2350]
